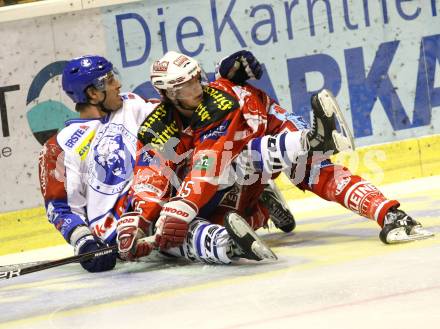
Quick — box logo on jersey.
[65,125,89,148]
[191,87,239,130]
[200,120,230,142]
[193,154,214,170]
[204,86,235,111]
[150,121,179,151]
[88,123,136,195]
[76,129,96,160]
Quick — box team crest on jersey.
[88,123,137,195]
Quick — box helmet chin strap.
[97,91,112,114]
[88,91,112,114]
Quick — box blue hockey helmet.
[62,55,114,103]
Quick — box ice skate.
[379,207,434,244]
[225,212,278,261]
[307,89,355,155]
[260,181,296,233]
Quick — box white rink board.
[0,0,440,211]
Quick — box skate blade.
[386,227,435,244]
[227,212,278,261]
[252,241,278,260]
[318,89,355,152]
[333,131,354,152]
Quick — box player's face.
[101,73,123,111]
[174,75,203,112]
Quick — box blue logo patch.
[200,120,230,142]
[88,123,137,195]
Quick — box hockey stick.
[0,236,156,280]
[0,260,51,271]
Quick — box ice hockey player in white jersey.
[39,55,159,272]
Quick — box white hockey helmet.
[151,51,202,91]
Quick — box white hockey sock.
[245,131,307,175]
[166,219,232,264]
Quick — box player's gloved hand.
[155,199,197,250]
[215,50,263,84]
[116,212,154,261]
[70,226,117,273]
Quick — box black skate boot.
[260,183,296,233]
[225,212,278,261]
[307,89,354,155]
[379,207,434,244]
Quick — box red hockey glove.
[155,199,197,250]
[116,212,154,261]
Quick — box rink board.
[0,175,439,329]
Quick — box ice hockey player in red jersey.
[116,51,285,264]
[119,50,433,262]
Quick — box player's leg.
[237,89,354,178]
[164,216,277,263]
[299,162,434,244]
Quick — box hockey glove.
[116,212,154,260]
[155,199,197,250]
[215,50,263,84]
[70,226,117,273]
